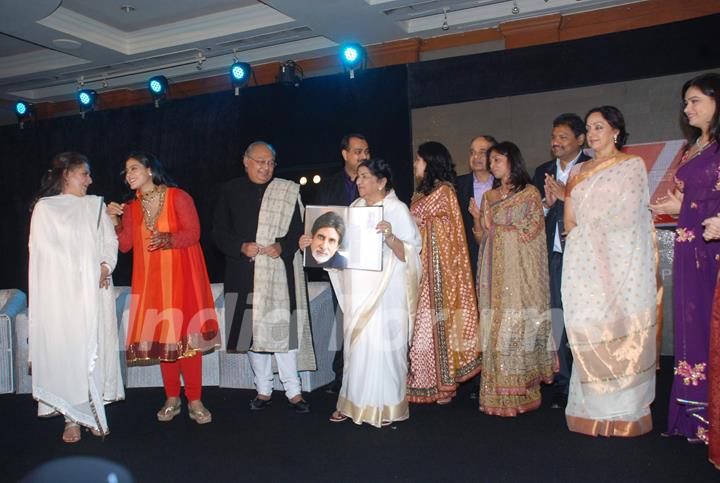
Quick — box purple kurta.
[667,143,720,442]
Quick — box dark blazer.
[532,153,591,256]
[455,173,481,274]
[315,170,356,207]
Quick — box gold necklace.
[141,186,166,232]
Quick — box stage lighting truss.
[340,44,366,79]
[230,61,252,95]
[15,100,35,129]
[77,89,97,119]
[277,60,303,88]
[148,75,169,107]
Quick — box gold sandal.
[62,422,81,443]
[188,401,212,425]
[156,399,182,422]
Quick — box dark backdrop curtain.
[0,65,412,290]
[408,14,720,108]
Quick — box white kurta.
[29,194,124,432]
[329,191,421,427]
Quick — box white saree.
[29,194,124,432]
[329,191,421,427]
[562,155,657,437]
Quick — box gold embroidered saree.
[477,185,556,416]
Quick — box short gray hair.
[244,141,276,161]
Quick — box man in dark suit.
[455,134,497,276]
[315,133,370,206]
[314,133,370,393]
[455,134,496,400]
[532,113,589,409]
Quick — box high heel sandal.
[188,401,212,424]
[156,399,182,422]
[62,422,81,443]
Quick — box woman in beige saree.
[563,106,657,437]
[477,141,556,416]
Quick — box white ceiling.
[0,0,640,105]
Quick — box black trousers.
[550,251,572,394]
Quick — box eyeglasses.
[246,155,276,167]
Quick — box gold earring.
[612,134,618,144]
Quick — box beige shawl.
[252,178,316,371]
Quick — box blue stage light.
[15,101,27,116]
[231,63,246,81]
[14,100,34,128]
[339,44,365,78]
[230,62,251,95]
[76,89,97,117]
[147,75,168,107]
[343,46,359,64]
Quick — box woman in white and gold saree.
[563,106,657,437]
[477,141,556,416]
[325,159,421,427]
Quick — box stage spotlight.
[277,60,303,87]
[313,175,321,184]
[15,100,35,129]
[230,62,251,95]
[299,176,308,186]
[148,75,168,107]
[77,89,97,118]
[340,43,365,79]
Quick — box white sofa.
[0,289,26,393]
[8,282,337,394]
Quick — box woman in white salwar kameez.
[307,159,420,427]
[29,152,124,443]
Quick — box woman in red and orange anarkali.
[407,141,482,404]
[107,152,220,424]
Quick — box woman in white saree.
[29,152,124,443]
[562,107,657,437]
[307,158,421,427]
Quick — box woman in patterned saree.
[563,106,657,436]
[407,141,482,404]
[107,152,221,424]
[476,141,556,416]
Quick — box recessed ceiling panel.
[61,0,260,32]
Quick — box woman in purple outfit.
[651,72,720,443]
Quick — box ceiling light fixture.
[147,75,168,107]
[15,100,35,129]
[120,5,136,14]
[340,43,366,79]
[277,60,303,88]
[77,89,97,119]
[512,1,520,14]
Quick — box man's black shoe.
[551,393,567,409]
[249,397,272,411]
[288,398,311,414]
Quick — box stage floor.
[4,356,716,482]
